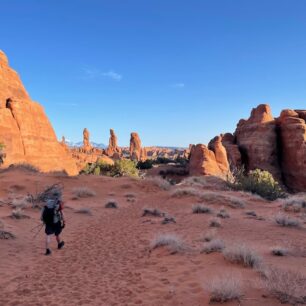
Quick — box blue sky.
[1,0,306,147]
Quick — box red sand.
[0,169,305,306]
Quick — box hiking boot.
[58,241,65,249]
[45,248,51,256]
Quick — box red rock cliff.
[0,50,78,175]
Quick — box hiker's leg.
[56,234,61,243]
[45,235,51,249]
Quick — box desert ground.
[0,167,305,306]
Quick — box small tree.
[111,159,139,177]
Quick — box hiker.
[41,197,65,255]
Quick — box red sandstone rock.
[106,129,121,157]
[234,104,281,180]
[277,110,306,191]
[219,133,242,169]
[208,136,230,173]
[83,128,92,152]
[189,144,226,176]
[129,132,143,161]
[0,51,78,175]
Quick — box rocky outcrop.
[208,136,230,173]
[83,128,92,152]
[220,133,241,168]
[0,51,78,175]
[277,110,306,191]
[129,132,144,161]
[105,129,121,157]
[234,104,281,180]
[189,143,229,176]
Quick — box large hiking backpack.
[42,199,59,225]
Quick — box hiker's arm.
[60,210,66,224]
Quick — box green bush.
[137,159,154,170]
[82,159,139,178]
[227,168,286,201]
[111,160,139,177]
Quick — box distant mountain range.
[66,141,185,150]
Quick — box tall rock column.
[129,132,143,161]
[83,128,92,152]
[106,129,121,157]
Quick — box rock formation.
[208,136,230,173]
[219,133,241,169]
[129,132,143,161]
[277,110,306,191]
[83,128,92,152]
[105,129,121,157]
[0,50,78,175]
[189,144,228,176]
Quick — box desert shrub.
[161,216,176,224]
[150,234,185,254]
[11,208,29,219]
[144,177,171,190]
[223,244,262,268]
[203,229,216,242]
[111,160,139,177]
[281,195,306,213]
[0,142,4,150]
[261,266,306,305]
[171,187,200,197]
[137,159,154,170]
[209,218,221,228]
[75,208,92,215]
[192,204,212,214]
[105,200,118,209]
[274,213,300,228]
[202,239,225,254]
[227,168,286,201]
[0,230,15,240]
[182,176,226,190]
[72,187,96,198]
[245,210,257,217]
[142,208,165,217]
[153,157,173,165]
[208,274,243,303]
[217,208,230,219]
[271,246,289,256]
[11,197,28,209]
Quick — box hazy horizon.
[1,0,306,147]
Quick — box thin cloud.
[102,70,122,81]
[83,66,122,81]
[172,83,185,88]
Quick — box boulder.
[0,51,78,175]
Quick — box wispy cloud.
[83,66,122,81]
[172,83,185,88]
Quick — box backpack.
[42,199,59,225]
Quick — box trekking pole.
[33,224,44,239]
[30,223,44,232]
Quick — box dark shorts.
[45,222,62,236]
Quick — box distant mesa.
[0,50,78,175]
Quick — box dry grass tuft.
[145,177,171,190]
[245,210,257,217]
[261,266,306,305]
[271,246,289,256]
[281,194,306,213]
[182,176,227,190]
[208,274,243,303]
[203,229,216,242]
[217,208,230,219]
[161,216,176,224]
[0,230,15,240]
[274,213,301,228]
[75,208,92,215]
[105,200,118,209]
[151,234,185,254]
[209,218,221,228]
[192,204,212,214]
[11,208,29,219]
[223,244,262,268]
[142,208,165,217]
[72,187,96,198]
[170,187,200,198]
[201,239,225,254]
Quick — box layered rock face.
[277,110,306,191]
[129,132,146,161]
[0,50,78,175]
[105,129,121,157]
